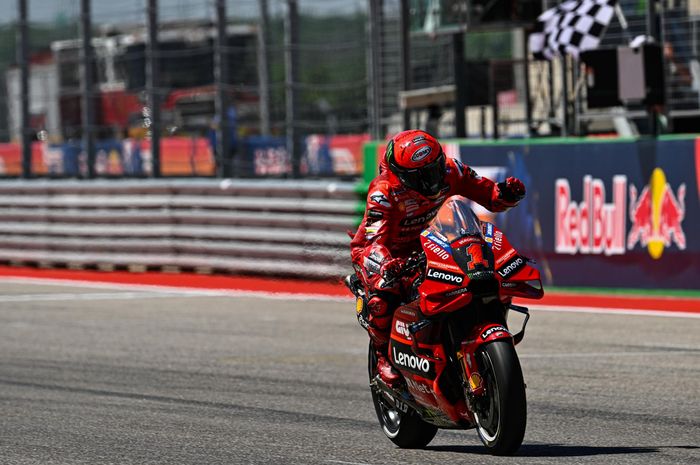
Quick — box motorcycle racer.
[350,129,525,385]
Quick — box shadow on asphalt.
[427,444,660,457]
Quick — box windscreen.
[426,196,496,291]
[426,196,483,243]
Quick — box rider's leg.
[367,293,401,385]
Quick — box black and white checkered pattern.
[529,0,617,60]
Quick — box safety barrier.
[0,179,361,279]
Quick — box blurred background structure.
[0,0,699,178]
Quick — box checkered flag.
[529,0,617,60]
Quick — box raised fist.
[492,176,526,211]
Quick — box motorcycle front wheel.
[473,340,527,455]
[368,344,438,448]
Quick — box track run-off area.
[0,267,698,465]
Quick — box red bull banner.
[458,137,699,290]
[365,135,699,290]
[554,170,687,260]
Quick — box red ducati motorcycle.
[346,196,543,455]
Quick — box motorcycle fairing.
[389,304,473,425]
[484,221,544,300]
[419,231,473,316]
[459,323,513,396]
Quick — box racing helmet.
[385,130,446,198]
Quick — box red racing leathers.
[350,155,517,348]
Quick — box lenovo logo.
[497,257,524,278]
[393,346,431,373]
[426,268,464,285]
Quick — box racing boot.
[376,352,401,387]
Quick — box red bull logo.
[555,175,627,255]
[628,168,686,259]
[555,170,687,259]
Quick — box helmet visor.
[394,152,446,197]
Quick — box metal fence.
[1,0,369,179]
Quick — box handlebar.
[381,251,426,287]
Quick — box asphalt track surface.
[1,279,699,465]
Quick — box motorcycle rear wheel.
[368,344,438,448]
[473,340,527,455]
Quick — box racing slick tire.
[473,340,527,455]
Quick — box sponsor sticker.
[411,145,433,162]
[484,223,494,246]
[398,308,417,317]
[367,209,383,219]
[425,240,451,260]
[363,256,381,274]
[394,320,412,339]
[444,287,470,297]
[467,270,494,280]
[469,373,483,391]
[481,325,509,339]
[495,248,517,267]
[492,230,503,251]
[369,191,391,208]
[403,198,420,216]
[406,377,432,395]
[497,255,525,279]
[427,261,462,273]
[400,207,439,227]
[391,341,435,378]
[355,297,364,315]
[431,229,450,243]
[426,267,464,285]
[424,232,451,250]
[452,236,481,249]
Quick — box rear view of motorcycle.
[346,196,544,455]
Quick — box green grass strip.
[548,286,700,298]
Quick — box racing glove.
[492,176,526,211]
[380,257,406,283]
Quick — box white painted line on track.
[1,276,698,318]
[520,349,698,359]
[0,292,201,303]
[529,304,700,319]
[326,460,375,465]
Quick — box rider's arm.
[350,181,404,288]
[447,158,525,212]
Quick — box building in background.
[6,21,259,143]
